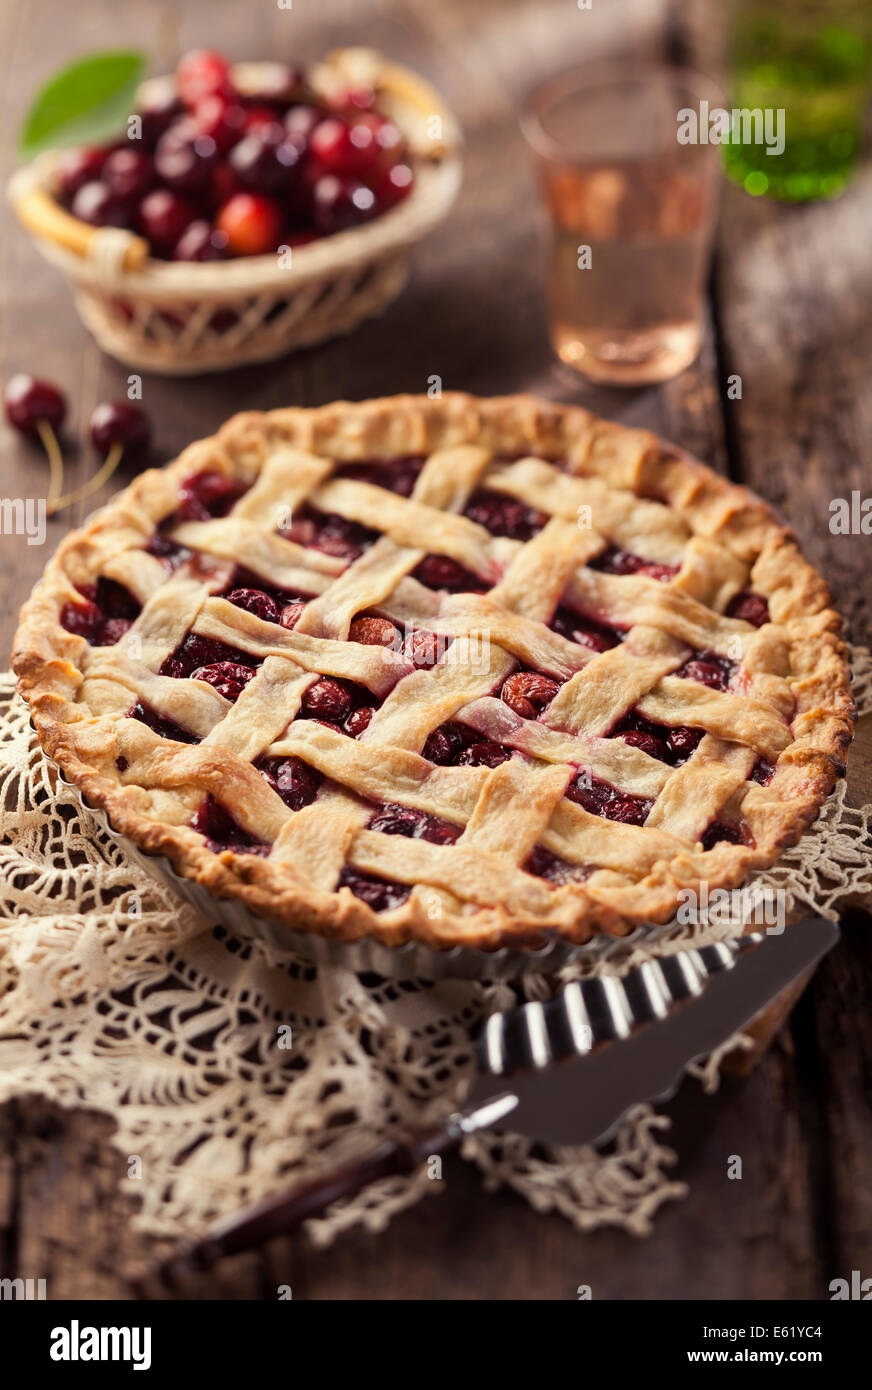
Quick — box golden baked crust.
[13,393,855,951]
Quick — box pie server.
[132,915,837,1291]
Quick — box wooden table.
[0,0,869,1300]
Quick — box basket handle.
[9,174,149,271]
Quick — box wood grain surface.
[0,0,869,1300]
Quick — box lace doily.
[0,653,869,1248]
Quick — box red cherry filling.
[280,506,379,562]
[611,712,703,766]
[550,604,622,652]
[160,632,258,681]
[524,845,590,886]
[565,775,653,826]
[464,489,547,542]
[128,700,199,743]
[337,868,411,912]
[256,756,322,811]
[412,555,486,593]
[225,587,282,623]
[750,757,775,785]
[701,821,750,851]
[192,661,257,701]
[59,579,141,646]
[421,721,476,765]
[175,469,250,522]
[458,741,513,769]
[191,795,269,855]
[367,802,460,845]
[145,532,191,572]
[676,650,736,691]
[727,590,770,627]
[335,455,426,497]
[589,546,678,582]
[499,669,561,718]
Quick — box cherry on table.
[90,401,151,456]
[4,374,67,436]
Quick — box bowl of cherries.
[8,46,461,375]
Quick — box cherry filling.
[588,545,678,583]
[334,455,426,497]
[676,650,737,691]
[701,821,751,851]
[190,795,270,855]
[59,579,141,646]
[463,489,547,542]
[420,720,512,768]
[499,669,561,718]
[256,755,322,810]
[128,700,200,743]
[174,469,251,522]
[565,774,653,826]
[524,845,590,886]
[412,554,486,593]
[160,632,261,701]
[280,506,379,562]
[750,757,775,785]
[337,868,411,912]
[367,802,461,844]
[726,590,770,627]
[145,531,191,573]
[550,604,623,653]
[611,711,703,765]
[223,578,312,628]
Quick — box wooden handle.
[130,1117,462,1293]
[11,183,149,270]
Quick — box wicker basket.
[7,49,462,375]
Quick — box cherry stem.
[48,441,124,516]
[35,418,64,511]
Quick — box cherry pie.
[13,395,854,949]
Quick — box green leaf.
[19,50,148,159]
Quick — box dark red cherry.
[620,729,668,760]
[90,401,151,456]
[194,94,247,152]
[665,726,704,762]
[176,49,234,108]
[258,755,321,811]
[727,591,770,627]
[345,705,375,738]
[129,700,198,744]
[457,740,512,768]
[590,546,677,582]
[368,803,460,844]
[229,125,304,195]
[465,490,546,541]
[56,146,107,200]
[191,660,257,701]
[102,148,154,200]
[751,757,775,785]
[176,469,247,521]
[422,724,464,764]
[679,653,735,691]
[371,160,414,208]
[701,821,745,851]
[155,121,217,195]
[311,175,376,235]
[4,373,66,436]
[139,189,197,254]
[338,867,410,912]
[137,93,184,149]
[413,555,482,592]
[59,595,102,641]
[172,220,230,261]
[71,180,131,228]
[225,587,280,623]
[301,678,353,723]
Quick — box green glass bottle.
[725,0,872,200]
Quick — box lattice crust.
[13,394,855,950]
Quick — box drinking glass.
[521,62,722,386]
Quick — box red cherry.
[139,189,196,254]
[70,180,131,228]
[229,126,304,195]
[173,221,230,261]
[136,92,184,149]
[102,147,154,200]
[372,161,414,208]
[310,116,380,175]
[210,161,242,205]
[312,175,376,234]
[194,94,247,153]
[175,50,233,108]
[154,121,217,194]
[216,193,281,255]
[90,401,151,456]
[56,146,107,201]
[4,374,67,436]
